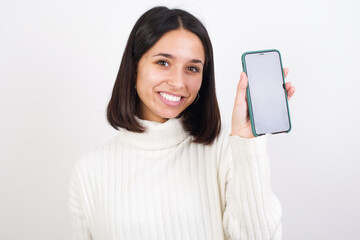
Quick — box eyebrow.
[152,53,204,65]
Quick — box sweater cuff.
[229,133,269,158]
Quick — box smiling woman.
[136,29,204,123]
[106,6,221,144]
[68,5,289,240]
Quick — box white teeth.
[160,92,181,102]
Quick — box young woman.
[69,6,295,240]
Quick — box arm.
[68,158,93,240]
[219,68,294,239]
[219,134,282,240]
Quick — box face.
[135,29,205,123]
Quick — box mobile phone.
[241,49,291,137]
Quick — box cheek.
[187,76,202,93]
[137,67,162,93]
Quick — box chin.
[160,113,180,119]
[158,109,183,119]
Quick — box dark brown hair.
[106,6,221,145]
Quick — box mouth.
[157,91,186,107]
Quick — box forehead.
[147,29,205,61]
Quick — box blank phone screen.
[244,51,290,135]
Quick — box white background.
[1,0,359,239]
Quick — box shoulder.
[212,123,231,152]
[71,134,120,177]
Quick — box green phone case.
[241,49,292,137]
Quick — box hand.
[231,68,295,138]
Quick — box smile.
[159,92,182,102]
[158,91,185,107]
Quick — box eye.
[156,60,170,67]
[187,66,200,73]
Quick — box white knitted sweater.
[68,117,282,239]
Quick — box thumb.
[235,72,248,104]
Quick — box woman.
[69,6,295,240]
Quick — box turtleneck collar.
[117,116,191,150]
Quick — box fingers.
[285,82,295,100]
[287,86,295,100]
[285,82,292,91]
[283,68,295,100]
[283,68,289,78]
[235,72,248,104]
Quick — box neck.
[118,116,190,150]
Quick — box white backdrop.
[1,0,359,239]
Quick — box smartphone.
[241,49,291,137]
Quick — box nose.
[167,67,185,89]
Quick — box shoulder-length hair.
[106,6,221,145]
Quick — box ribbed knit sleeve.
[219,134,282,240]
[68,156,93,240]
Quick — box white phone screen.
[244,51,290,135]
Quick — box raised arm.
[218,133,282,239]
